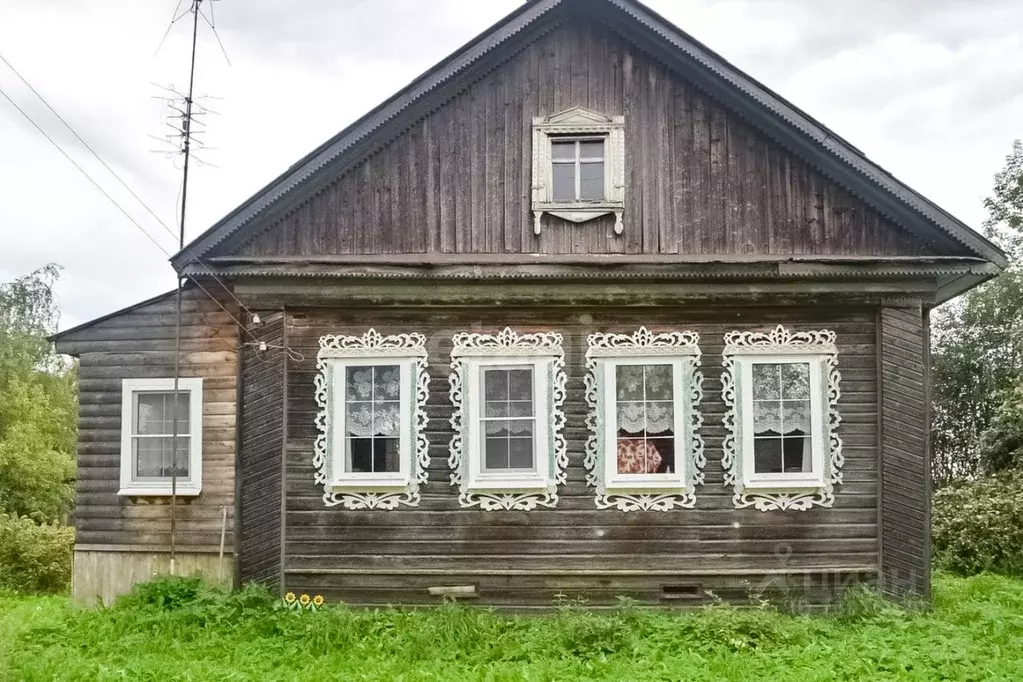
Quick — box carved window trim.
[314,329,430,510]
[583,327,704,512]
[531,107,625,236]
[449,328,567,511]
[721,325,843,511]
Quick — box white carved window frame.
[721,325,843,512]
[531,107,625,236]
[119,377,203,497]
[314,329,430,510]
[584,328,704,512]
[449,328,567,511]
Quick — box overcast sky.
[2,0,1021,331]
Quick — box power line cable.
[0,84,257,340]
[0,51,267,335]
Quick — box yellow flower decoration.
[299,594,311,606]
[284,592,296,604]
[313,595,324,606]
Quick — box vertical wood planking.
[879,305,930,599]
[231,21,946,260]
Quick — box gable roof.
[170,0,1007,271]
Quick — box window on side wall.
[119,378,203,496]
[550,137,606,202]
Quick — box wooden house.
[52,0,1006,607]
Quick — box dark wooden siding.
[281,306,879,608]
[879,305,930,598]
[233,20,949,260]
[237,312,285,588]
[54,288,239,551]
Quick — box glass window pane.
[578,140,604,159]
[506,419,533,437]
[753,438,783,473]
[579,161,604,200]
[483,369,508,401]
[781,363,811,399]
[753,402,782,436]
[346,367,375,400]
[645,401,674,436]
[752,364,780,400]
[375,366,401,400]
[616,365,644,401]
[346,401,374,437]
[551,140,575,160]
[782,400,811,435]
[644,365,673,400]
[508,369,532,401]
[484,400,509,418]
[508,401,533,418]
[616,438,660,474]
[484,420,509,438]
[374,437,400,473]
[134,436,188,478]
[347,437,374,472]
[508,438,534,469]
[552,162,575,201]
[783,437,813,473]
[135,392,189,435]
[616,401,645,437]
[647,438,674,474]
[372,401,401,437]
[484,437,509,470]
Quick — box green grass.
[2,574,1023,681]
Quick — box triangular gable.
[171,0,1006,270]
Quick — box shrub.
[932,475,1023,576]
[0,513,73,593]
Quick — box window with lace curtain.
[600,359,691,490]
[737,356,825,488]
[323,357,415,488]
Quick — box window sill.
[743,476,824,490]
[467,476,549,492]
[328,478,410,491]
[605,478,687,492]
[118,486,201,497]
[532,205,624,234]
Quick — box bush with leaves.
[932,475,1023,576]
[0,513,74,593]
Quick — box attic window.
[532,107,625,236]
[551,137,605,202]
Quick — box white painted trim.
[314,329,430,510]
[720,325,843,511]
[449,328,567,511]
[118,377,203,497]
[531,107,625,235]
[583,327,704,512]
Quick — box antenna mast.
[169,0,203,575]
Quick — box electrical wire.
[0,83,261,343]
[0,51,273,342]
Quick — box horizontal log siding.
[237,312,285,588]
[282,306,879,608]
[55,288,239,551]
[234,20,946,260]
[879,305,930,598]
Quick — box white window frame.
[449,328,567,511]
[119,377,203,496]
[550,136,606,202]
[736,355,826,490]
[601,357,689,490]
[324,357,414,490]
[532,107,625,235]
[721,325,843,512]
[465,358,550,492]
[314,329,430,510]
[584,328,704,512]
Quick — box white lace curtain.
[615,364,674,434]
[345,366,401,437]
